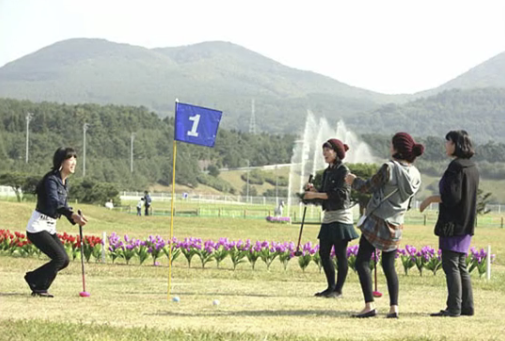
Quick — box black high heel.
[351,309,377,318]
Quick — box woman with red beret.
[303,138,359,299]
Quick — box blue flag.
[174,102,223,147]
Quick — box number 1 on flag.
[174,102,223,147]
[188,115,201,137]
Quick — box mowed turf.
[1,201,504,341]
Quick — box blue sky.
[0,0,504,94]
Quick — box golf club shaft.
[295,174,313,253]
[374,249,378,291]
[295,207,308,252]
[78,210,86,292]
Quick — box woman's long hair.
[35,147,77,195]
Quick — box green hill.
[421,52,505,96]
[1,38,505,141]
[0,38,405,134]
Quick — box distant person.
[105,199,114,210]
[420,130,478,318]
[274,200,284,217]
[345,132,424,318]
[303,138,359,298]
[24,147,87,297]
[137,197,144,216]
[144,190,152,216]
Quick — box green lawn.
[1,201,504,341]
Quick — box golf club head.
[79,291,90,297]
[294,250,302,257]
[372,291,382,298]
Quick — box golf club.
[294,174,314,257]
[372,248,382,298]
[77,210,90,298]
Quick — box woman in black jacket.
[24,147,88,297]
[303,139,359,298]
[420,130,479,317]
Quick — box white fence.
[120,191,286,206]
[120,191,505,214]
[0,186,17,198]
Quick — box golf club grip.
[308,174,314,183]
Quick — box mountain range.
[0,38,504,141]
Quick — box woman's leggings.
[355,235,398,306]
[319,238,349,293]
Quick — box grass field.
[1,201,505,341]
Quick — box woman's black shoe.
[315,288,334,297]
[386,312,399,319]
[31,291,54,298]
[461,308,474,316]
[351,309,377,318]
[24,274,37,292]
[433,308,473,316]
[430,310,459,317]
[315,288,341,298]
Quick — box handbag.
[357,189,399,228]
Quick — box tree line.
[1,98,505,199]
[0,98,294,192]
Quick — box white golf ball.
[172,296,180,302]
[212,299,220,306]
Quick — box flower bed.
[265,216,291,223]
[0,229,496,276]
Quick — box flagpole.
[167,99,222,300]
[168,102,178,300]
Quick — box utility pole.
[130,133,135,173]
[83,123,90,177]
[25,113,33,163]
[249,99,256,134]
[246,159,250,203]
[275,164,279,205]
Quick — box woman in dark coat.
[421,130,479,317]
